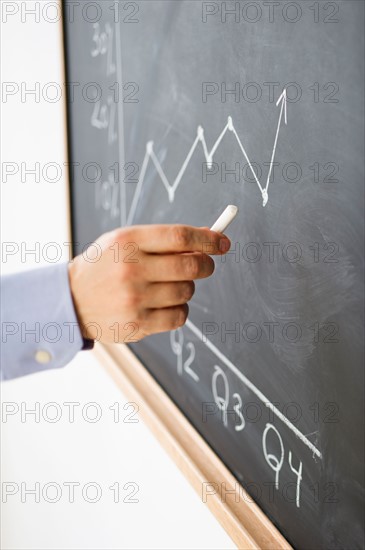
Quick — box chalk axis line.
[113,72,320,459]
[186,320,322,459]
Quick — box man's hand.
[68,224,231,343]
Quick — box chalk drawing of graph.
[115,19,288,226]
[124,89,288,226]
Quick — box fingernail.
[219,238,230,252]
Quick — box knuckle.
[119,281,140,309]
[182,255,200,278]
[134,309,147,326]
[136,322,149,339]
[182,281,195,301]
[123,290,141,310]
[119,262,137,282]
[110,227,124,243]
[115,227,134,245]
[174,305,188,329]
[171,226,191,249]
[205,254,215,275]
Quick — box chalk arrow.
[263,89,288,206]
[276,88,287,125]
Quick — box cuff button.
[35,350,52,364]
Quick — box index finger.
[127,224,231,254]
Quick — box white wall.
[0,3,236,549]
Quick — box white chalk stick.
[210,205,238,233]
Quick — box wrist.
[68,260,93,341]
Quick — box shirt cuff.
[1,263,85,380]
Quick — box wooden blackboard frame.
[94,343,292,549]
[59,3,291,546]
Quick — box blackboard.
[63,1,364,547]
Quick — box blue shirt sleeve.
[1,262,91,381]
